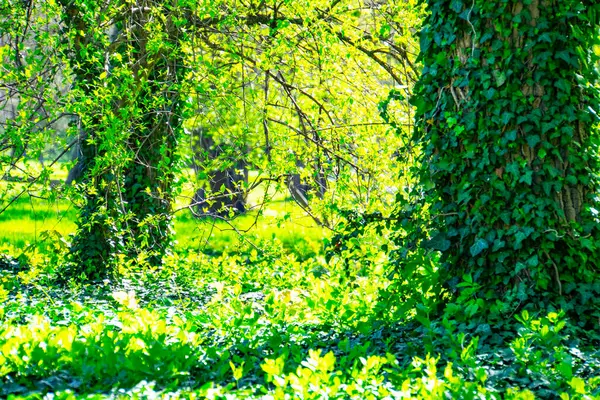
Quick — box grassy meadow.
[0,165,326,255]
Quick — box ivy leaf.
[538,32,552,43]
[554,79,570,93]
[501,112,513,125]
[492,240,505,251]
[556,50,576,66]
[479,32,493,43]
[526,134,541,148]
[504,130,517,142]
[426,232,451,251]
[541,121,556,134]
[519,170,533,185]
[492,70,507,87]
[514,231,527,249]
[542,181,553,195]
[483,88,496,100]
[470,238,489,257]
[450,0,464,13]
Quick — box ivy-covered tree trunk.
[121,3,184,266]
[59,1,118,279]
[60,1,185,275]
[414,0,600,317]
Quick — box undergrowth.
[1,233,599,399]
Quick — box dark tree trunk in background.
[287,172,312,210]
[65,132,85,185]
[287,160,328,210]
[189,128,247,217]
[414,0,600,319]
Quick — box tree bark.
[189,128,247,217]
[414,0,600,313]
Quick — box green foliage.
[1,0,424,278]
[173,0,424,228]
[1,235,600,399]
[3,1,600,398]
[411,0,600,322]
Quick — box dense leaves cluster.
[412,0,600,323]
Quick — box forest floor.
[0,170,599,399]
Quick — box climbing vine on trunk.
[59,1,185,278]
[412,0,600,320]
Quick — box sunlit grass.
[0,165,327,255]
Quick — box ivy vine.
[411,0,600,323]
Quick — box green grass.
[0,199,325,258]
[0,171,327,256]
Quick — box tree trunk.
[189,128,247,217]
[120,3,183,266]
[286,160,328,207]
[60,1,185,273]
[414,0,600,315]
[58,0,116,279]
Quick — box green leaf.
[450,0,463,13]
[554,79,570,93]
[504,130,517,141]
[492,70,506,87]
[569,377,586,395]
[506,162,519,176]
[426,232,451,251]
[483,88,496,100]
[470,238,488,257]
[514,231,527,249]
[519,170,533,185]
[526,135,541,148]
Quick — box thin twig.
[0,138,78,216]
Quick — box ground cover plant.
[1,231,599,399]
[1,0,600,399]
